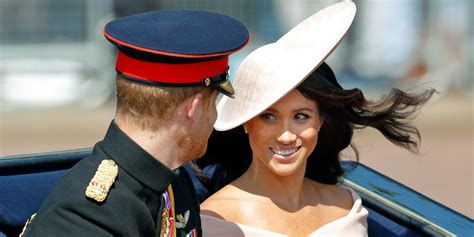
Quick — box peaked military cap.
[104,10,249,98]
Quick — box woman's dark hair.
[193,126,252,195]
[194,62,435,194]
[300,62,435,184]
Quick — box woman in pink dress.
[196,2,434,236]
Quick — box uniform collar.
[101,120,176,193]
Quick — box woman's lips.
[270,147,300,163]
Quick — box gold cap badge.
[85,159,118,202]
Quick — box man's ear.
[185,93,203,121]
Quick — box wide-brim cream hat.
[214,1,356,131]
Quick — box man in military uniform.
[22,10,249,236]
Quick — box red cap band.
[116,51,229,84]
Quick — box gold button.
[204,78,211,87]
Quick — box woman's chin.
[268,160,304,177]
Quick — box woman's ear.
[317,116,324,132]
[243,123,248,134]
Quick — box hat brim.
[214,2,356,131]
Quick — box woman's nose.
[277,130,297,144]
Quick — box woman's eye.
[295,113,309,120]
[260,113,276,120]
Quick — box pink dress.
[201,187,368,236]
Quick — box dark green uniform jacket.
[23,121,202,236]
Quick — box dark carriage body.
[0,149,472,236]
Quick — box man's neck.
[115,118,184,170]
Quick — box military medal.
[176,210,189,229]
[186,229,198,237]
[160,185,176,237]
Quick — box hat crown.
[105,10,249,57]
[215,2,356,131]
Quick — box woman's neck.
[235,157,310,211]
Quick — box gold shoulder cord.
[85,159,118,202]
[18,213,36,236]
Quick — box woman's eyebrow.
[264,108,278,113]
[264,107,315,113]
[292,108,314,113]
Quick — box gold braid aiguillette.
[85,159,118,202]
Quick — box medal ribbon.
[161,185,176,237]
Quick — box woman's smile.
[270,147,301,163]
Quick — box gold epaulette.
[85,159,118,202]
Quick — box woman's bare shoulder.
[200,184,250,220]
[306,179,354,210]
